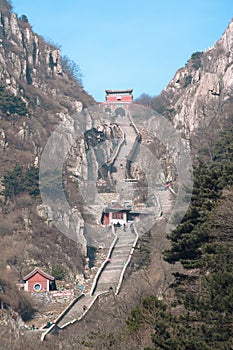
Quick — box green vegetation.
[50,264,66,280]
[190,51,203,70]
[191,51,203,61]
[39,168,64,200]
[165,126,233,267]
[124,126,233,349]
[19,14,29,23]
[0,86,28,118]
[3,164,39,198]
[164,162,221,268]
[127,295,212,350]
[183,74,193,88]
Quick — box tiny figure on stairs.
[83,305,87,312]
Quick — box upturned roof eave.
[23,267,55,281]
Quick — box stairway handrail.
[115,225,139,295]
[128,112,140,136]
[90,225,118,295]
[168,185,177,196]
[106,126,125,165]
[60,290,110,329]
[41,293,85,341]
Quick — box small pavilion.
[105,89,133,103]
[23,268,56,293]
[101,201,150,226]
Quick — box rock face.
[0,10,94,110]
[0,308,25,337]
[150,19,233,155]
[0,128,8,150]
[0,1,97,282]
[0,1,127,286]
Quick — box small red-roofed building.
[100,89,133,117]
[23,268,56,293]
[101,200,152,226]
[105,89,133,104]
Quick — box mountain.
[1,0,233,348]
[47,19,233,350]
[0,0,96,301]
[0,0,128,329]
[137,18,233,159]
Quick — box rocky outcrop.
[0,9,94,109]
[0,3,128,285]
[0,2,97,285]
[0,308,25,337]
[36,203,86,255]
[153,19,233,149]
[0,128,8,150]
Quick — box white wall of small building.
[47,279,50,291]
[24,281,28,292]
[110,218,126,225]
[109,211,127,225]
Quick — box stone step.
[56,295,95,328]
[104,264,126,271]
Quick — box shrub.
[190,51,203,70]
[50,264,66,280]
[183,75,192,88]
[0,86,28,118]
[3,164,39,198]
[19,14,28,23]
[61,55,83,86]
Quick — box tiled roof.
[105,89,133,94]
[23,267,55,281]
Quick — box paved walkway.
[157,188,172,217]
[93,226,136,295]
[52,225,136,329]
[56,295,94,328]
[40,112,174,339]
[110,114,139,201]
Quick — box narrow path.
[56,295,94,329]
[49,225,136,331]
[157,189,172,217]
[41,111,174,340]
[110,113,138,201]
[93,226,136,295]
[41,116,139,338]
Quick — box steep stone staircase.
[93,226,137,295]
[41,225,137,339]
[40,112,175,341]
[157,189,172,217]
[56,294,95,328]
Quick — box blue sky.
[12,0,233,102]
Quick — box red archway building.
[101,89,133,115]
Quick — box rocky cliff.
[0,0,127,289]
[0,0,98,284]
[138,18,233,159]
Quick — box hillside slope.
[137,18,233,159]
[0,0,96,291]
